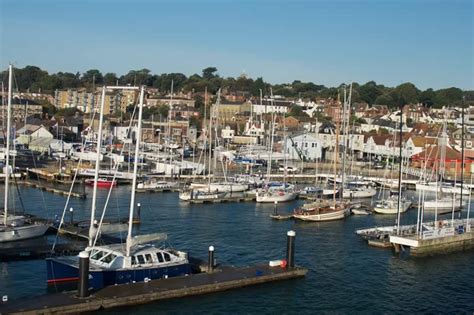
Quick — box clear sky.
[0,0,472,90]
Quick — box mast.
[88,86,106,246]
[126,86,145,256]
[460,96,465,218]
[340,85,349,200]
[3,65,13,225]
[396,105,403,235]
[1,81,5,135]
[208,89,214,188]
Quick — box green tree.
[202,67,218,80]
[391,82,420,107]
[81,69,103,87]
[104,73,118,86]
[358,81,383,105]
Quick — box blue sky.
[1,0,472,90]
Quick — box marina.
[1,1,473,310]
[1,186,474,313]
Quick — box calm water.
[1,185,473,313]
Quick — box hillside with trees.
[1,65,472,109]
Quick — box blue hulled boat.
[46,244,190,288]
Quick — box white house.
[221,125,235,141]
[252,99,292,115]
[285,133,322,161]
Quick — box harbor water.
[1,185,473,313]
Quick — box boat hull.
[46,257,191,290]
[293,208,349,221]
[373,201,411,214]
[256,191,298,203]
[0,224,49,242]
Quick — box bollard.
[286,230,296,269]
[208,246,215,272]
[69,207,74,225]
[78,251,90,298]
[274,201,278,215]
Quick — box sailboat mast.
[126,86,145,256]
[3,65,13,225]
[88,86,106,246]
[340,85,348,200]
[396,105,403,235]
[460,96,465,217]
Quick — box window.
[312,143,315,148]
[156,252,164,263]
[91,250,105,261]
[131,256,137,265]
[102,253,117,264]
[145,254,153,264]
[136,255,145,264]
[163,252,171,262]
[305,143,308,148]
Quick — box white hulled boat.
[373,195,411,214]
[0,65,48,242]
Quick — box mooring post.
[69,207,74,225]
[274,201,278,215]
[286,230,296,269]
[208,245,215,272]
[78,251,90,298]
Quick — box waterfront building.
[285,133,322,161]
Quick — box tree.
[104,73,118,86]
[391,82,420,107]
[420,88,436,107]
[202,67,218,80]
[358,81,383,105]
[81,69,103,87]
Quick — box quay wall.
[411,232,474,257]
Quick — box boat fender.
[2,295,7,302]
[280,259,287,268]
[144,277,150,283]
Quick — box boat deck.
[0,265,307,314]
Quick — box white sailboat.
[0,65,48,242]
[373,195,411,214]
[47,86,190,289]
[256,92,297,203]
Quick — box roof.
[29,137,53,148]
[410,136,438,147]
[370,135,391,145]
[411,144,462,161]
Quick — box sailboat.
[421,112,466,215]
[293,85,351,221]
[46,86,190,289]
[0,65,49,242]
[256,92,298,203]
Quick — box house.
[15,124,54,147]
[353,103,369,118]
[221,125,235,142]
[252,99,292,115]
[410,144,470,176]
[285,133,322,161]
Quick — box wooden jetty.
[0,242,85,261]
[18,180,86,199]
[0,265,307,314]
[136,187,180,193]
[1,230,306,314]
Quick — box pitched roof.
[411,144,461,161]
